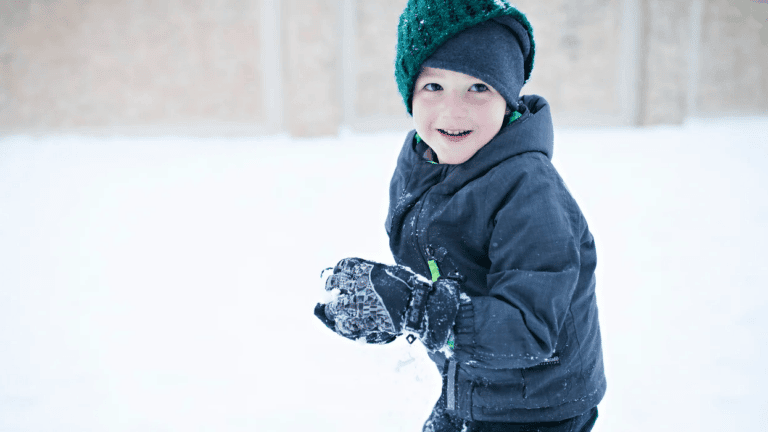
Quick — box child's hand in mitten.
[314,257,460,351]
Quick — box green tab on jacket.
[428,259,441,282]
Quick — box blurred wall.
[0,0,268,135]
[697,0,768,116]
[1,0,766,137]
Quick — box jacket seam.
[567,305,588,390]
[472,385,603,411]
[462,351,551,361]
[469,379,476,421]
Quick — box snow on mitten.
[314,257,460,351]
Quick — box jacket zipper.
[412,165,449,281]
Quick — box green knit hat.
[395,0,535,114]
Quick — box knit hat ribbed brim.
[421,15,528,111]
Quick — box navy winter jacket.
[385,95,606,423]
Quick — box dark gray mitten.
[314,258,460,351]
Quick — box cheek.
[475,105,505,132]
[468,96,506,123]
[412,101,434,129]
[488,100,508,128]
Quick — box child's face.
[412,67,507,164]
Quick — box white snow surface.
[1,118,767,431]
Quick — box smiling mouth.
[438,129,472,138]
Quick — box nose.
[441,90,470,117]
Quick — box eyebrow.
[418,68,444,79]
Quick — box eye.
[424,83,443,91]
[469,83,489,92]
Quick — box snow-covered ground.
[1,118,767,432]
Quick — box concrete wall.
[1,0,767,137]
[0,0,267,135]
[639,0,692,125]
[697,0,768,116]
[282,0,342,136]
[351,0,409,130]
[517,0,627,127]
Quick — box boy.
[315,1,606,431]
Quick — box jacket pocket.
[519,360,566,408]
[471,369,526,411]
[518,314,581,408]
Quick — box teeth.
[438,129,471,137]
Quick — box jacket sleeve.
[452,159,585,369]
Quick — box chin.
[438,152,473,165]
[437,142,485,164]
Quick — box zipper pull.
[427,260,441,282]
[425,246,435,259]
[425,246,441,282]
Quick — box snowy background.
[1,118,767,431]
